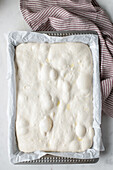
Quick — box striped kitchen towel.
[20,0,113,118]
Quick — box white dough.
[76,124,86,138]
[39,116,53,133]
[63,81,70,92]
[50,69,58,80]
[40,90,53,111]
[41,64,50,82]
[15,42,94,153]
[76,72,92,94]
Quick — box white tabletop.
[0,0,113,170]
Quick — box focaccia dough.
[15,42,94,153]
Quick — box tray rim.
[36,30,98,36]
[15,154,99,165]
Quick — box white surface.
[0,0,113,169]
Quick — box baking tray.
[14,30,99,164]
[38,30,98,36]
[17,154,98,164]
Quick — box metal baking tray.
[38,30,98,36]
[16,30,99,164]
[17,154,98,164]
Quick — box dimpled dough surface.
[15,42,94,153]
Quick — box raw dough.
[15,42,94,153]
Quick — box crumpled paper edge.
[7,31,104,164]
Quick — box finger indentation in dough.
[39,116,53,133]
[18,128,28,135]
[58,58,67,69]
[81,137,92,151]
[69,140,80,151]
[76,124,86,138]
[88,127,94,139]
[17,118,29,127]
[63,81,70,92]
[62,92,69,103]
[40,90,53,111]
[50,69,58,80]
[53,96,59,106]
[76,72,92,94]
[41,64,50,81]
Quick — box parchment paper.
[7,31,104,164]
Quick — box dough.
[15,42,94,153]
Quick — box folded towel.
[20,0,113,118]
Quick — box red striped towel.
[20,0,113,118]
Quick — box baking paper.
[7,31,104,164]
